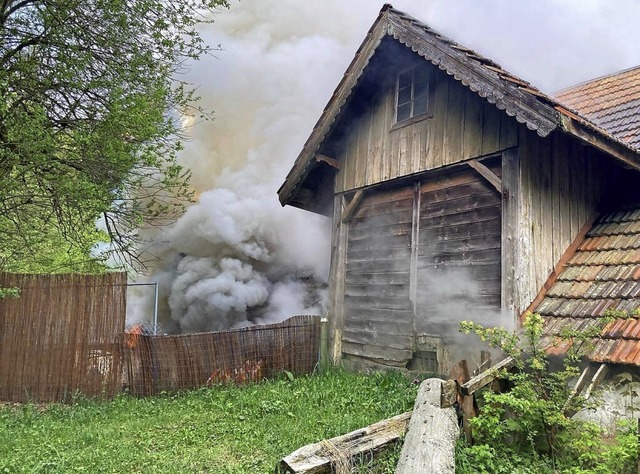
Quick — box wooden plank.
[462,89,484,160]
[467,159,502,193]
[501,147,520,319]
[279,412,412,474]
[341,341,413,363]
[460,356,515,395]
[481,103,501,156]
[341,190,364,222]
[426,70,449,169]
[342,329,413,350]
[443,80,467,166]
[344,318,414,336]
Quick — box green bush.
[457,313,639,473]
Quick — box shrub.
[457,313,639,473]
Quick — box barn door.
[342,185,415,366]
[413,161,502,370]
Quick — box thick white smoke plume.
[130,0,640,333]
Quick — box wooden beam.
[460,356,515,396]
[278,411,411,473]
[340,189,364,222]
[559,114,640,173]
[584,363,608,400]
[467,159,502,193]
[314,154,341,170]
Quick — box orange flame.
[125,324,143,349]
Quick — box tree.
[0,0,228,271]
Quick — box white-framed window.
[395,66,431,123]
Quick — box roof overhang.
[278,4,640,212]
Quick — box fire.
[207,359,264,385]
[125,323,143,349]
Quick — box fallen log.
[394,378,459,474]
[278,411,411,473]
[460,356,515,395]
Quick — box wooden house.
[278,5,640,373]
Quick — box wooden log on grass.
[394,378,459,474]
[278,411,412,473]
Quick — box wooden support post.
[448,360,477,443]
[319,317,329,373]
[279,412,411,473]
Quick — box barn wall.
[335,63,517,193]
[511,127,622,315]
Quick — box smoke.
[129,1,640,333]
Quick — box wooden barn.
[278,5,640,373]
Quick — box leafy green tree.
[0,0,228,271]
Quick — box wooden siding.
[342,186,414,365]
[416,165,503,336]
[511,127,622,316]
[335,63,517,193]
[341,162,503,367]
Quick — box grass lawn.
[0,369,418,473]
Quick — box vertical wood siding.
[512,127,621,314]
[335,64,516,193]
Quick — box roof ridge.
[555,64,640,97]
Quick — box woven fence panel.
[0,273,127,402]
[124,315,321,396]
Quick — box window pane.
[397,86,412,105]
[396,103,411,122]
[398,70,412,89]
[414,95,428,116]
[414,67,429,84]
[414,80,429,99]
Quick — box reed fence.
[0,272,127,403]
[123,315,321,397]
[0,272,321,402]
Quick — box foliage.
[457,313,639,473]
[0,0,228,271]
[0,368,416,473]
[0,286,19,298]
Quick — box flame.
[125,323,143,349]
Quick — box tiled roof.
[556,66,640,150]
[536,206,640,366]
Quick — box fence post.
[319,317,329,373]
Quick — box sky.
[129,0,640,332]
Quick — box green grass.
[0,369,417,473]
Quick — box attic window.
[395,66,432,123]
